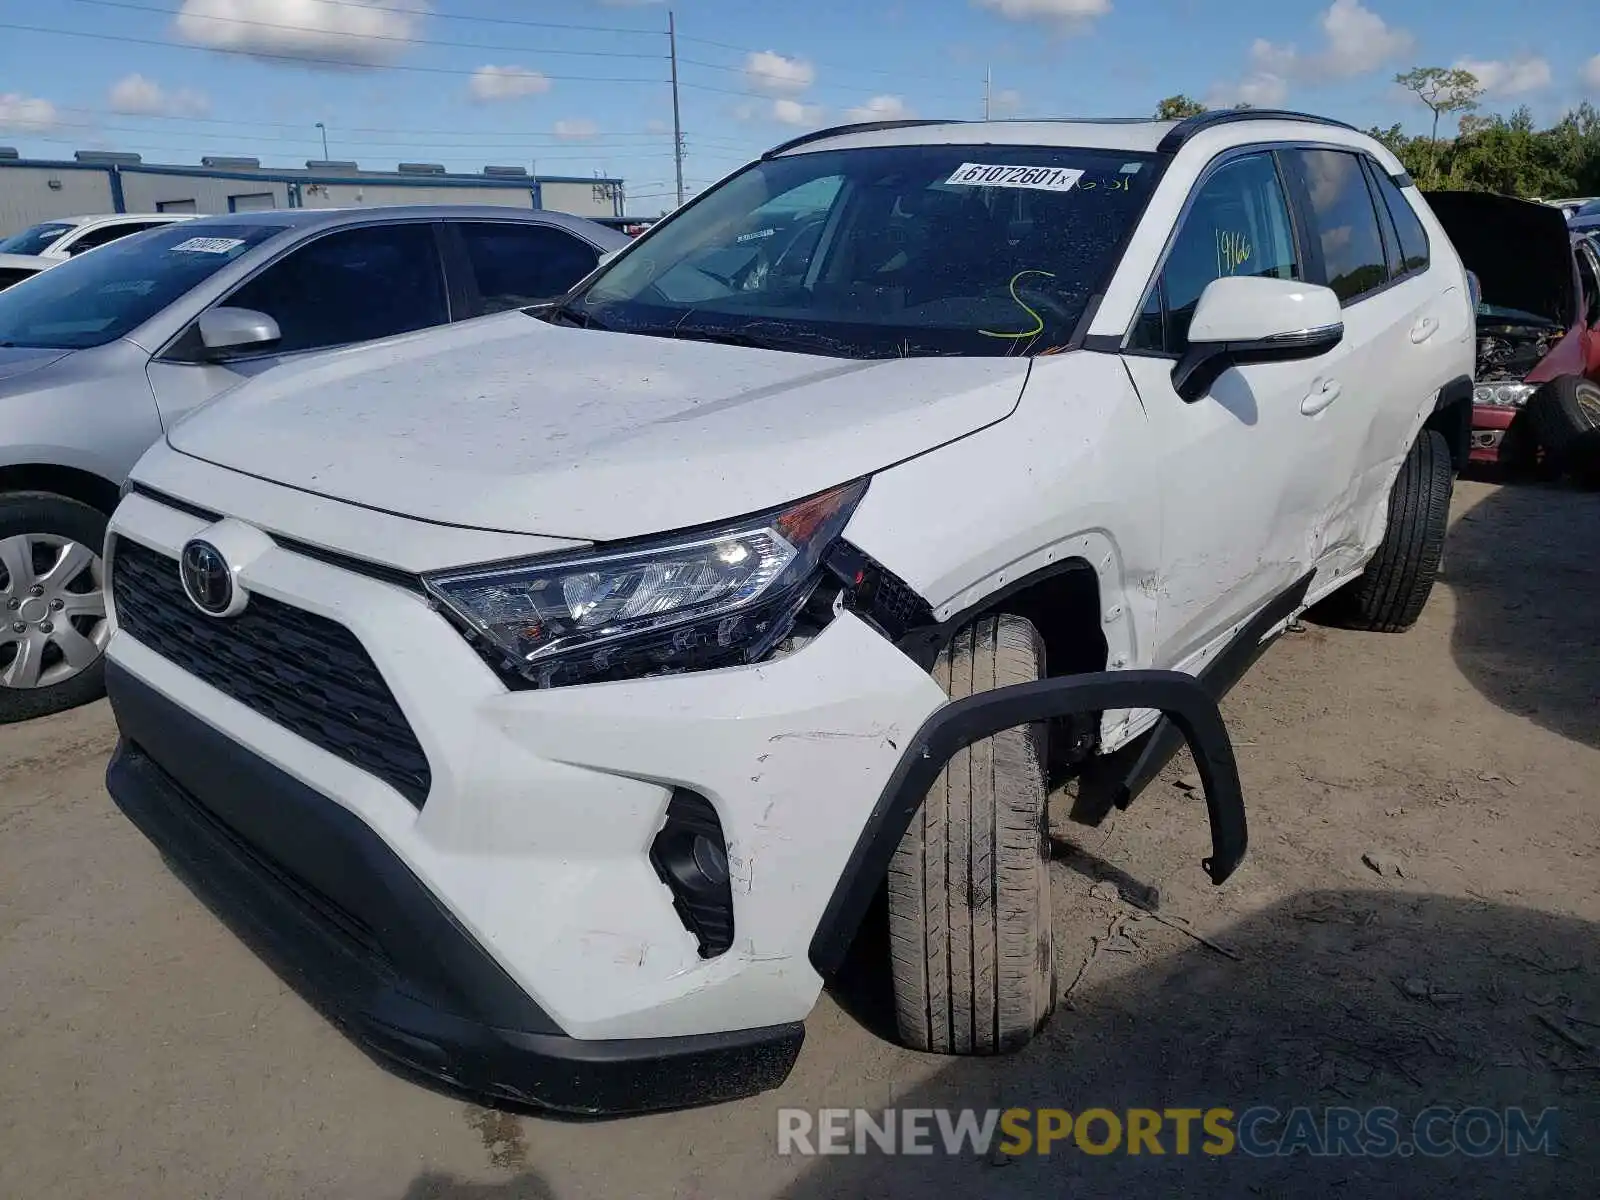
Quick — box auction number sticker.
[946,163,1084,192]
[170,236,246,254]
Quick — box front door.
[147,222,450,428]
[1120,150,1337,673]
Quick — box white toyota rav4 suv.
[102,110,1474,1114]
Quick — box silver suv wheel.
[0,533,109,690]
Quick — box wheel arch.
[0,463,122,516]
[1425,374,1474,474]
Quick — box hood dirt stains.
[465,1104,529,1172]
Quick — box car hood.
[0,344,72,385]
[1424,190,1576,327]
[166,312,1033,541]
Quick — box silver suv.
[0,205,627,721]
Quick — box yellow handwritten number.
[980,269,1058,340]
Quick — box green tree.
[1155,95,1207,120]
[1395,66,1483,185]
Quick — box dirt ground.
[1,478,1595,1199]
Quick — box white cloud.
[108,74,211,118]
[846,94,915,121]
[975,0,1111,32]
[174,0,423,66]
[469,65,551,102]
[1208,1,1411,108]
[0,93,58,133]
[552,118,599,140]
[1587,54,1600,90]
[1452,56,1551,97]
[1206,71,1290,109]
[744,51,816,95]
[772,98,824,126]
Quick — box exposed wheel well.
[986,562,1108,682]
[0,464,121,516]
[1426,383,1473,473]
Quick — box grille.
[111,536,432,807]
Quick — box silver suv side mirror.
[197,306,281,355]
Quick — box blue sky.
[1,0,1597,213]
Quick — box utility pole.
[668,10,685,209]
[984,66,991,120]
[315,121,328,159]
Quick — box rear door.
[1275,148,1460,590]
[146,220,452,427]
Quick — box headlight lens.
[425,480,867,688]
[1474,382,1537,407]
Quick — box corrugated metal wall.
[119,172,292,215]
[296,182,535,209]
[538,180,620,218]
[0,167,115,235]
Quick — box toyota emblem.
[179,539,238,617]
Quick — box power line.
[47,104,678,142]
[163,0,666,37]
[0,21,672,83]
[65,0,669,61]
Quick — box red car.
[1425,192,1600,468]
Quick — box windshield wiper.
[539,300,613,331]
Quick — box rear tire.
[1338,430,1453,633]
[1526,376,1600,462]
[886,613,1055,1055]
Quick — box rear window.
[0,223,284,349]
[1280,149,1390,304]
[1368,166,1429,275]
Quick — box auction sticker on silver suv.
[946,163,1084,191]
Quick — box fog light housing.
[650,789,735,958]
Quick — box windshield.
[0,222,75,256]
[563,143,1160,358]
[1578,199,1600,217]
[0,223,285,349]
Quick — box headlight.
[424,480,867,689]
[1473,382,1536,407]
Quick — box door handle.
[1301,379,1342,416]
[1410,317,1439,344]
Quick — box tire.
[1526,376,1600,462]
[1497,411,1561,482]
[0,492,111,724]
[886,613,1055,1054]
[1339,430,1453,633]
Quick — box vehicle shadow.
[786,890,1599,1200]
[1444,481,1600,750]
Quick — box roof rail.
[1157,108,1359,153]
[762,118,961,160]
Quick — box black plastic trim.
[127,480,219,523]
[761,119,959,159]
[1172,324,1345,402]
[892,558,1097,671]
[809,668,1247,977]
[104,663,804,1115]
[1070,572,1313,828]
[1157,109,1358,153]
[1391,171,1415,188]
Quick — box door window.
[223,222,448,353]
[456,223,600,315]
[1131,152,1300,353]
[1367,165,1429,275]
[1281,149,1390,304]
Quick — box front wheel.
[886,613,1055,1054]
[0,492,111,724]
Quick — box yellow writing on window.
[1215,230,1252,276]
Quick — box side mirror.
[197,306,281,356]
[596,247,623,267]
[1172,277,1343,402]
